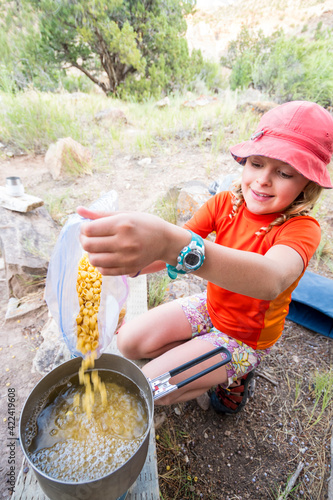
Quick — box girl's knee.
[117,322,140,359]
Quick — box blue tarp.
[287,270,333,339]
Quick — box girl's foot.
[210,371,256,415]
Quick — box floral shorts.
[176,291,270,388]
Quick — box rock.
[154,412,167,430]
[94,107,128,124]
[237,101,278,115]
[182,95,217,108]
[45,137,92,180]
[138,157,152,167]
[32,316,71,375]
[177,181,210,224]
[0,186,43,213]
[155,97,170,108]
[165,279,202,301]
[0,205,59,298]
[5,292,47,321]
[196,392,211,411]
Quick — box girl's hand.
[77,206,189,276]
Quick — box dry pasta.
[76,253,102,356]
[76,253,107,417]
[75,253,127,418]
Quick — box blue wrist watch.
[166,230,205,279]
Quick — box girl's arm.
[77,207,304,300]
[200,240,304,300]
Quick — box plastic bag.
[45,190,129,358]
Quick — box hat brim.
[230,136,333,189]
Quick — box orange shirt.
[184,191,321,349]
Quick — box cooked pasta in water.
[26,372,148,482]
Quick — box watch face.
[184,252,201,269]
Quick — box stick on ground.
[256,369,279,386]
[277,461,304,500]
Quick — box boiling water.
[26,371,149,482]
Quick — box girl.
[78,100,333,414]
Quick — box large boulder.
[44,137,92,180]
[177,181,211,224]
[94,107,128,124]
[0,205,59,298]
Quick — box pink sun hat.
[230,100,333,188]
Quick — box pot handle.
[149,346,231,401]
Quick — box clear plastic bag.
[45,191,129,358]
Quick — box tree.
[24,0,196,97]
[0,1,52,92]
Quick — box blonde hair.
[230,178,323,236]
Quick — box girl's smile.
[241,156,310,215]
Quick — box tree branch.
[71,62,108,93]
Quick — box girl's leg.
[141,338,229,405]
[117,301,193,360]
[142,329,270,406]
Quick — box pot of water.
[20,348,230,500]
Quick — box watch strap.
[166,230,205,279]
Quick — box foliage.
[222,24,333,107]
[0,89,256,158]
[221,26,281,90]
[308,369,333,427]
[4,0,209,100]
[0,91,85,153]
[152,191,179,226]
[0,2,60,92]
[147,274,170,309]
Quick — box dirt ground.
[0,133,333,500]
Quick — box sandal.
[210,370,256,415]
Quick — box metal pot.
[19,347,231,500]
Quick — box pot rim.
[19,354,154,486]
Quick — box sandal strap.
[211,371,256,415]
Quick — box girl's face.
[241,156,309,215]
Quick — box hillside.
[186,0,333,61]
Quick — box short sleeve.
[183,192,232,237]
[272,217,321,268]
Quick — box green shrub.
[223,25,333,107]
[252,34,333,106]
